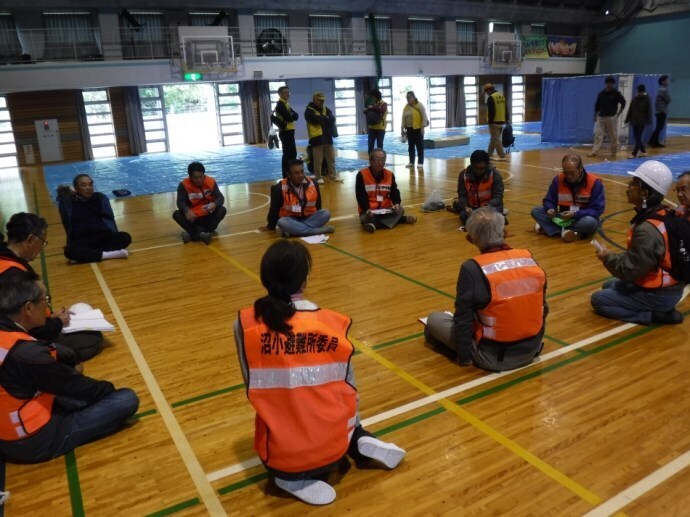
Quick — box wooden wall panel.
[109,87,132,157]
[8,90,85,166]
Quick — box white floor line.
[583,449,690,517]
[206,320,635,484]
[91,264,226,515]
[130,229,261,253]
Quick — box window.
[456,20,477,56]
[510,75,525,124]
[428,77,447,129]
[490,22,514,33]
[375,78,393,132]
[189,12,228,27]
[82,89,117,158]
[121,11,167,59]
[0,14,21,60]
[0,96,17,168]
[530,24,546,35]
[43,11,99,60]
[309,15,343,55]
[463,76,478,126]
[254,13,288,56]
[139,86,168,153]
[334,79,356,136]
[365,16,392,55]
[409,18,436,55]
[269,81,287,106]
[216,83,244,146]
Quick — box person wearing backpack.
[364,88,388,154]
[591,160,684,325]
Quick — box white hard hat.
[627,160,673,196]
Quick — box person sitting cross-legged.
[355,148,417,234]
[259,159,335,238]
[457,150,505,230]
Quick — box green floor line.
[65,451,85,517]
[134,408,158,419]
[144,497,201,517]
[217,472,269,496]
[171,384,245,408]
[371,331,425,350]
[546,276,610,298]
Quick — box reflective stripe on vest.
[359,167,394,213]
[465,172,495,208]
[628,211,678,288]
[556,172,599,208]
[0,330,55,440]
[182,176,217,217]
[278,179,318,219]
[239,307,357,474]
[472,249,545,344]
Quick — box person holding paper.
[425,207,548,371]
[234,240,405,505]
[355,148,417,234]
[530,154,605,242]
[259,159,334,238]
[0,213,103,361]
[456,150,505,230]
[172,161,227,245]
[0,269,138,463]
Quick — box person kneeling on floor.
[355,148,417,234]
[234,240,405,505]
[425,207,548,372]
[259,159,334,238]
[172,161,227,245]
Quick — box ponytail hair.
[254,240,312,333]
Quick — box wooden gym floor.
[1,135,690,516]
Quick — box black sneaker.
[181,231,191,244]
[199,232,212,245]
[651,310,684,324]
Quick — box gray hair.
[466,207,505,251]
[369,148,386,162]
[0,269,42,315]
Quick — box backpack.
[649,210,690,283]
[502,122,515,149]
[270,112,286,131]
[366,109,382,126]
[305,145,328,175]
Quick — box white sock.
[357,436,406,469]
[274,477,335,505]
[101,249,129,260]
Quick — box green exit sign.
[183,72,203,81]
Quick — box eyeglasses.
[32,233,48,248]
[627,180,641,189]
[371,157,386,162]
[40,294,51,305]
[675,185,689,194]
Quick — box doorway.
[391,76,429,132]
[163,83,220,152]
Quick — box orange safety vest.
[628,209,678,289]
[359,167,394,214]
[464,170,494,208]
[239,307,357,474]
[182,176,218,217]
[278,178,318,219]
[0,330,55,440]
[557,172,599,209]
[472,249,546,344]
[0,257,27,275]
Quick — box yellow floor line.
[91,264,227,516]
[210,243,603,507]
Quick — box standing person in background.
[274,86,299,178]
[305,92,343,185]
[648,75,671,148]
[172,161,227,245]
[483,84,507,162]
[625,84,652,159]
[401,91,428,171]
[57,175,131,263]
[588,76,626,158]
[364,88,388,154]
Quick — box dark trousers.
[279,130,297,178]
[367,129,386,155]
[631,125,646,156]
[56,331,104,362]
[64,231,132,263]
[172,206,227,240]
[648,112,667,146]
[406,127,424,164]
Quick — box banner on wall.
[547,36,578,57]
[522,36,549,59]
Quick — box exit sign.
[183,72,203,81]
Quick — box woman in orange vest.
[674,171,690,218]
[234,240,405,505]
[591,161,684,324]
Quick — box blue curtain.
[630,75,663,144]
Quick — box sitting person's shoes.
[276,227,290,238]
[534,222,545,235]
[651,309,684,324]
[102,249,128,260]
[404,215,417,224]
[357,436,406,469]
[199,232,212,245]
[363,223,376,234]
[181,231,191,244]
[322,225,336,234]
[274,477,336,506]
[561,229,579,242]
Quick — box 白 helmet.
[627,160,673,196]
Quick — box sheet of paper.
[300,235,330,244]
[418,311,453,326]
[370,208,393,215]
[62,308,115,333]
